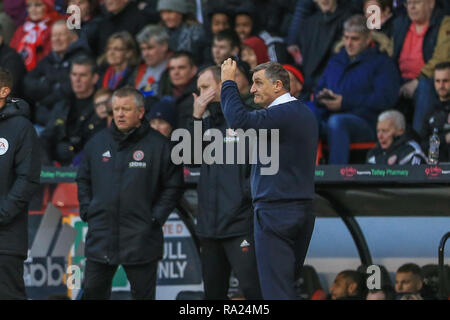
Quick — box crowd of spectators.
[0,0,449,166]
[319,262,448,300]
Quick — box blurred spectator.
[24,20,89,126]
[66,0,100,25]
[157,0,207,65]
[10,0,63,71]
[93,87,113,121]
[393,0,450,133]
[3,0,27,27]
[98,31,139,90]
[0,24,26,97]
[283,64,304,99]
[366,110,427,164]
[81,0,149,57]
[0,1,16,44]
[330,270,366,300]
[364,0,396,37]
[40,55,106,165]
[286,0,362,64]
[234,1,292,64]
[132,25,171,106]
[366,286,396,300]
[293,0,352,99]
[160,50,198,130]
[66,0,102,38]
[241,36,269,69]
[211,29,241,67]
[203,2,233,36]
[312,15,400,164]
[200,3,234,66]
[148,95,177,138]
[420,61,450,162]
[235,59,257,108]
[395,263,424,299]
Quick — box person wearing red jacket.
[9,0,63,71]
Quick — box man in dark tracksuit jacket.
[221,60,318,299]
[0,68,41,299]
[186,66,262,299]
[76,87,184,300]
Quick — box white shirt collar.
[268,93,297,108]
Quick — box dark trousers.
[0,255,27,300]
[81,259,158,300]
[199,234,262,300]
[254,201,315,300]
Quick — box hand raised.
[221,58,237,83]
[193,89,216,118]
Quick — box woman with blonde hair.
[98,31,140,90]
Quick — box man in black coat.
[185,66,262,300]
[40,55,105,166]
[420,61,450,162]
[159,51,198,130]
[295,0,352,98]
[0,25,26,97]
[0,68,41,299]
[82,0,150,57]
[76,86,184,300]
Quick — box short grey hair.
[199,66,221,83]
[136,25,169,45]
[378,110,405,131]
[112,86,145,110]
[344,14,370,35]
[251,62,290,92]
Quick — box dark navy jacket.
[186,102,254,239]
[315,46,401,130]
[0,98,41,258]
[221,81,318,207]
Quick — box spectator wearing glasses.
[98,31,140,91]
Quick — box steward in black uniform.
[0,69,41,299]
[76,87,184,299]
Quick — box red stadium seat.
[51,183,79,215]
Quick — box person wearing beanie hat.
[157,0,190,16]
[148,96,177,137]
[241,36,269,69]
[283,64,304,98]
[157,0,207,65]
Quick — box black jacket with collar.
[0,98,41,258]
[76,120,184,265]
[186,102,255,239]
[40,92,106,165]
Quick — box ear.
[138,106,146,119]
[92,73,99,85]
[274,79,284,93]
[191,65,198,77]
[0,86,11,99]
[347,282,358,295]
[231,46,240,56]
